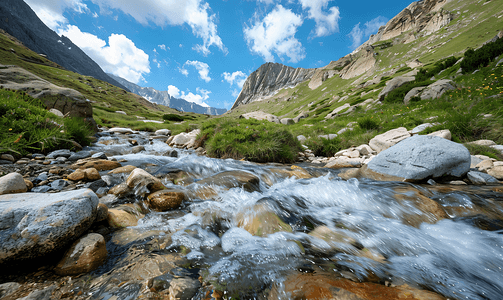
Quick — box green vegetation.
[461,36,503,73]
[0,89,94,155]
[200,118,301,163]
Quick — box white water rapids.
[88,132,503,300]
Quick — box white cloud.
[180,60,211,82]
[222,71,247,88]
[58,25,150,83]
[90,0,226,55]
[299,0,340,38]
[231,89,240,98]
[244,5,305,63]
[25,0,89,30]
[167,85,210,107]
[92,12,99,18]
[158,44,167,51]
[349,16,388,49]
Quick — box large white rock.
[367,135,471,181]
[0,172,27,195]
[420,80,455,100]
[155,129,172,136]
[369,127,411,153]
[427,129,451,140]
[378,76,415,101]
[0,189,99,264]
[109,127,134,134]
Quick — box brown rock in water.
[54,233,108,276]
[108,165,137,174]
[147,190,185,212]
[108,182,132,198]
[126,168,161,189]
[107,204,144,228]
[237,203,292,237]
[269,273,446,300]
[71,159,121,171]
[95,203,109,222]
[0,172,27,195]
[67,168,101,181]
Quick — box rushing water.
[85,131,503,299]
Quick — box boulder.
[475,160,494,172]
[108,165,137,174]
[49,108,64,117]
[293,112,309,123]
[68,150,92,161]
[126,168,162,189]
[297,135,307,142]
[107,204,144,228]
[427,129,451,140]
[155,129,171,136]
[0,282,21,298]
[403,87,426,104]
[236,203,292,237]
[326,103,350,119]
[410,123,434,134]
[369,127,411,153]
[420,79,455,100]
[325,157,363,168]
[67,167,101,181]
[378,76,415,101]
[109,127,134,134]
[280,118,295,125]
[147,190,186,212]
[488,166,503,180]
[467,171,499,185]
[0,189,98,264]
[0,172,27,195]
[367,135,471,181]
[70,158,122,171]
[54,233,108,275]
[468,140,496,147]
[46,149,72,159]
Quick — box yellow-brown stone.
[147,190,186,212]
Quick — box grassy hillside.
[0,29,209,133]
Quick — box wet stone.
[50,179,68,191]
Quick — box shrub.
[304,136,342,157]
[461,37,503,73]
[358,116,379,130]
[416,56,458,81]
[162,114,185,122]
[202,118,301,163]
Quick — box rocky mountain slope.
[108,73,227,115]
[231,0,501,113]
[0,0,128,91]
[231,62,316,109]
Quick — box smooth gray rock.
[86,179,107,192]
[410,123,433,134]
[0,172,27,195]
[68,150,92,161]
[92,152,108,159]
[367,135,471,180]
[403,86,426,104]
[280,118,295,125]
[0,189,98,264]
[155,129,172,136]
[467,171,500,185]
[293,112,309,123]
[46,149,72,159]
[297,135,307,142]
[470,155,484,168]
[378,76,415,101]
[50,179,68,191]
[420,79,455,100]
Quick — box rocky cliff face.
[0,0,128,91]
[231,62,316,109]
[108,74,227,115]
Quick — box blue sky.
[25,0,413,110]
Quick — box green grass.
[200,118,301,163]
[0,89,94,155]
